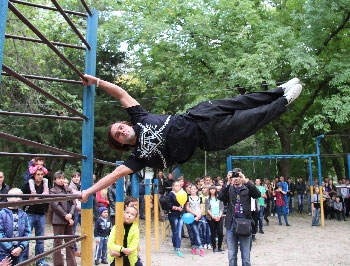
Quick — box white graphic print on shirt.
[136,116,171,168]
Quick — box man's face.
[158,171,164,178]
[33,170,44,183]
[54,176,65,186]
[255,179,261,186]
[204,177,211,184]
[0,172,4,185]
[168,174,173,180]
[232,175,243,187]
[110,122,136,145]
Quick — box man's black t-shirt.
[123,105,201,172]
[22,182,49,214]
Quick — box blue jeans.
[189,220,203,248]
[307,194,312,213]
[312,208,321,226]
[226,221,252,266]
[94,237,108,261]
[185,223,195,246]
[277,206,289,225]
[198,216,211,245]
[258,206,264,231]
[168,215,183,250]
[271,199,276,215]
[23,213,46,264]
[297,194,304,213]
[73,212,81,251]
[287,195,295,213]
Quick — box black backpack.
[159,195,170,214]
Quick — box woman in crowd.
[205,186,225,252]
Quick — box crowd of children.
[1,157,350,265]
[0,155,146,266]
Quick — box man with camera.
[218,168,261,266]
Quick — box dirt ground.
[36,212,350,266]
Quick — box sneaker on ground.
[280,77,300,94]
[192,247,197,255]
[284,84,302,106]
[207,244,212,250]
[199,249,205,256]
[175,250,184,257]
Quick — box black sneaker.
[95,260,100,265]
[252,234,256,241]
[286,224,291,226]
[218,248,225,252]
[101,260,109,264]
[213,248,218,253]
[259,230,264,234]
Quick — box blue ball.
[182,213,195,224]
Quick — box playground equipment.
[0,1,99,265]
[227,135,350,227]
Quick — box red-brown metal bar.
[2,64,88,120]
[0,131,86,159]
[16,235,86,266]
[10,0,88,17]
[0,152,118,166]
[0,110,83,121]
[8,2,87,81]
[5,34,85,50]
[0,195,82,208]
[0,152,81,159]
[51,0,91,50]
[80,0,93,16]
[0,235,80,242]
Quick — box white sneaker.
[207,244,212,250]
[280,78,300,94]
[204,244,208,249]
[285,84,302,106]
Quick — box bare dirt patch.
[31,213,350,265]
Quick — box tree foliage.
[1,0,349,185]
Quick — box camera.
[232,171,240,178]
[231,168,242,178]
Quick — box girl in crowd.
[199,184,212,250]
[107,206,140,266]
[185,185,205,256]
[273,184,290,226]
[167,181,185,257]
[205,186,224,252]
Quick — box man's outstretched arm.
[81,165,133,203]
[82,74,139,108]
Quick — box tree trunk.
[275,125,291,177]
